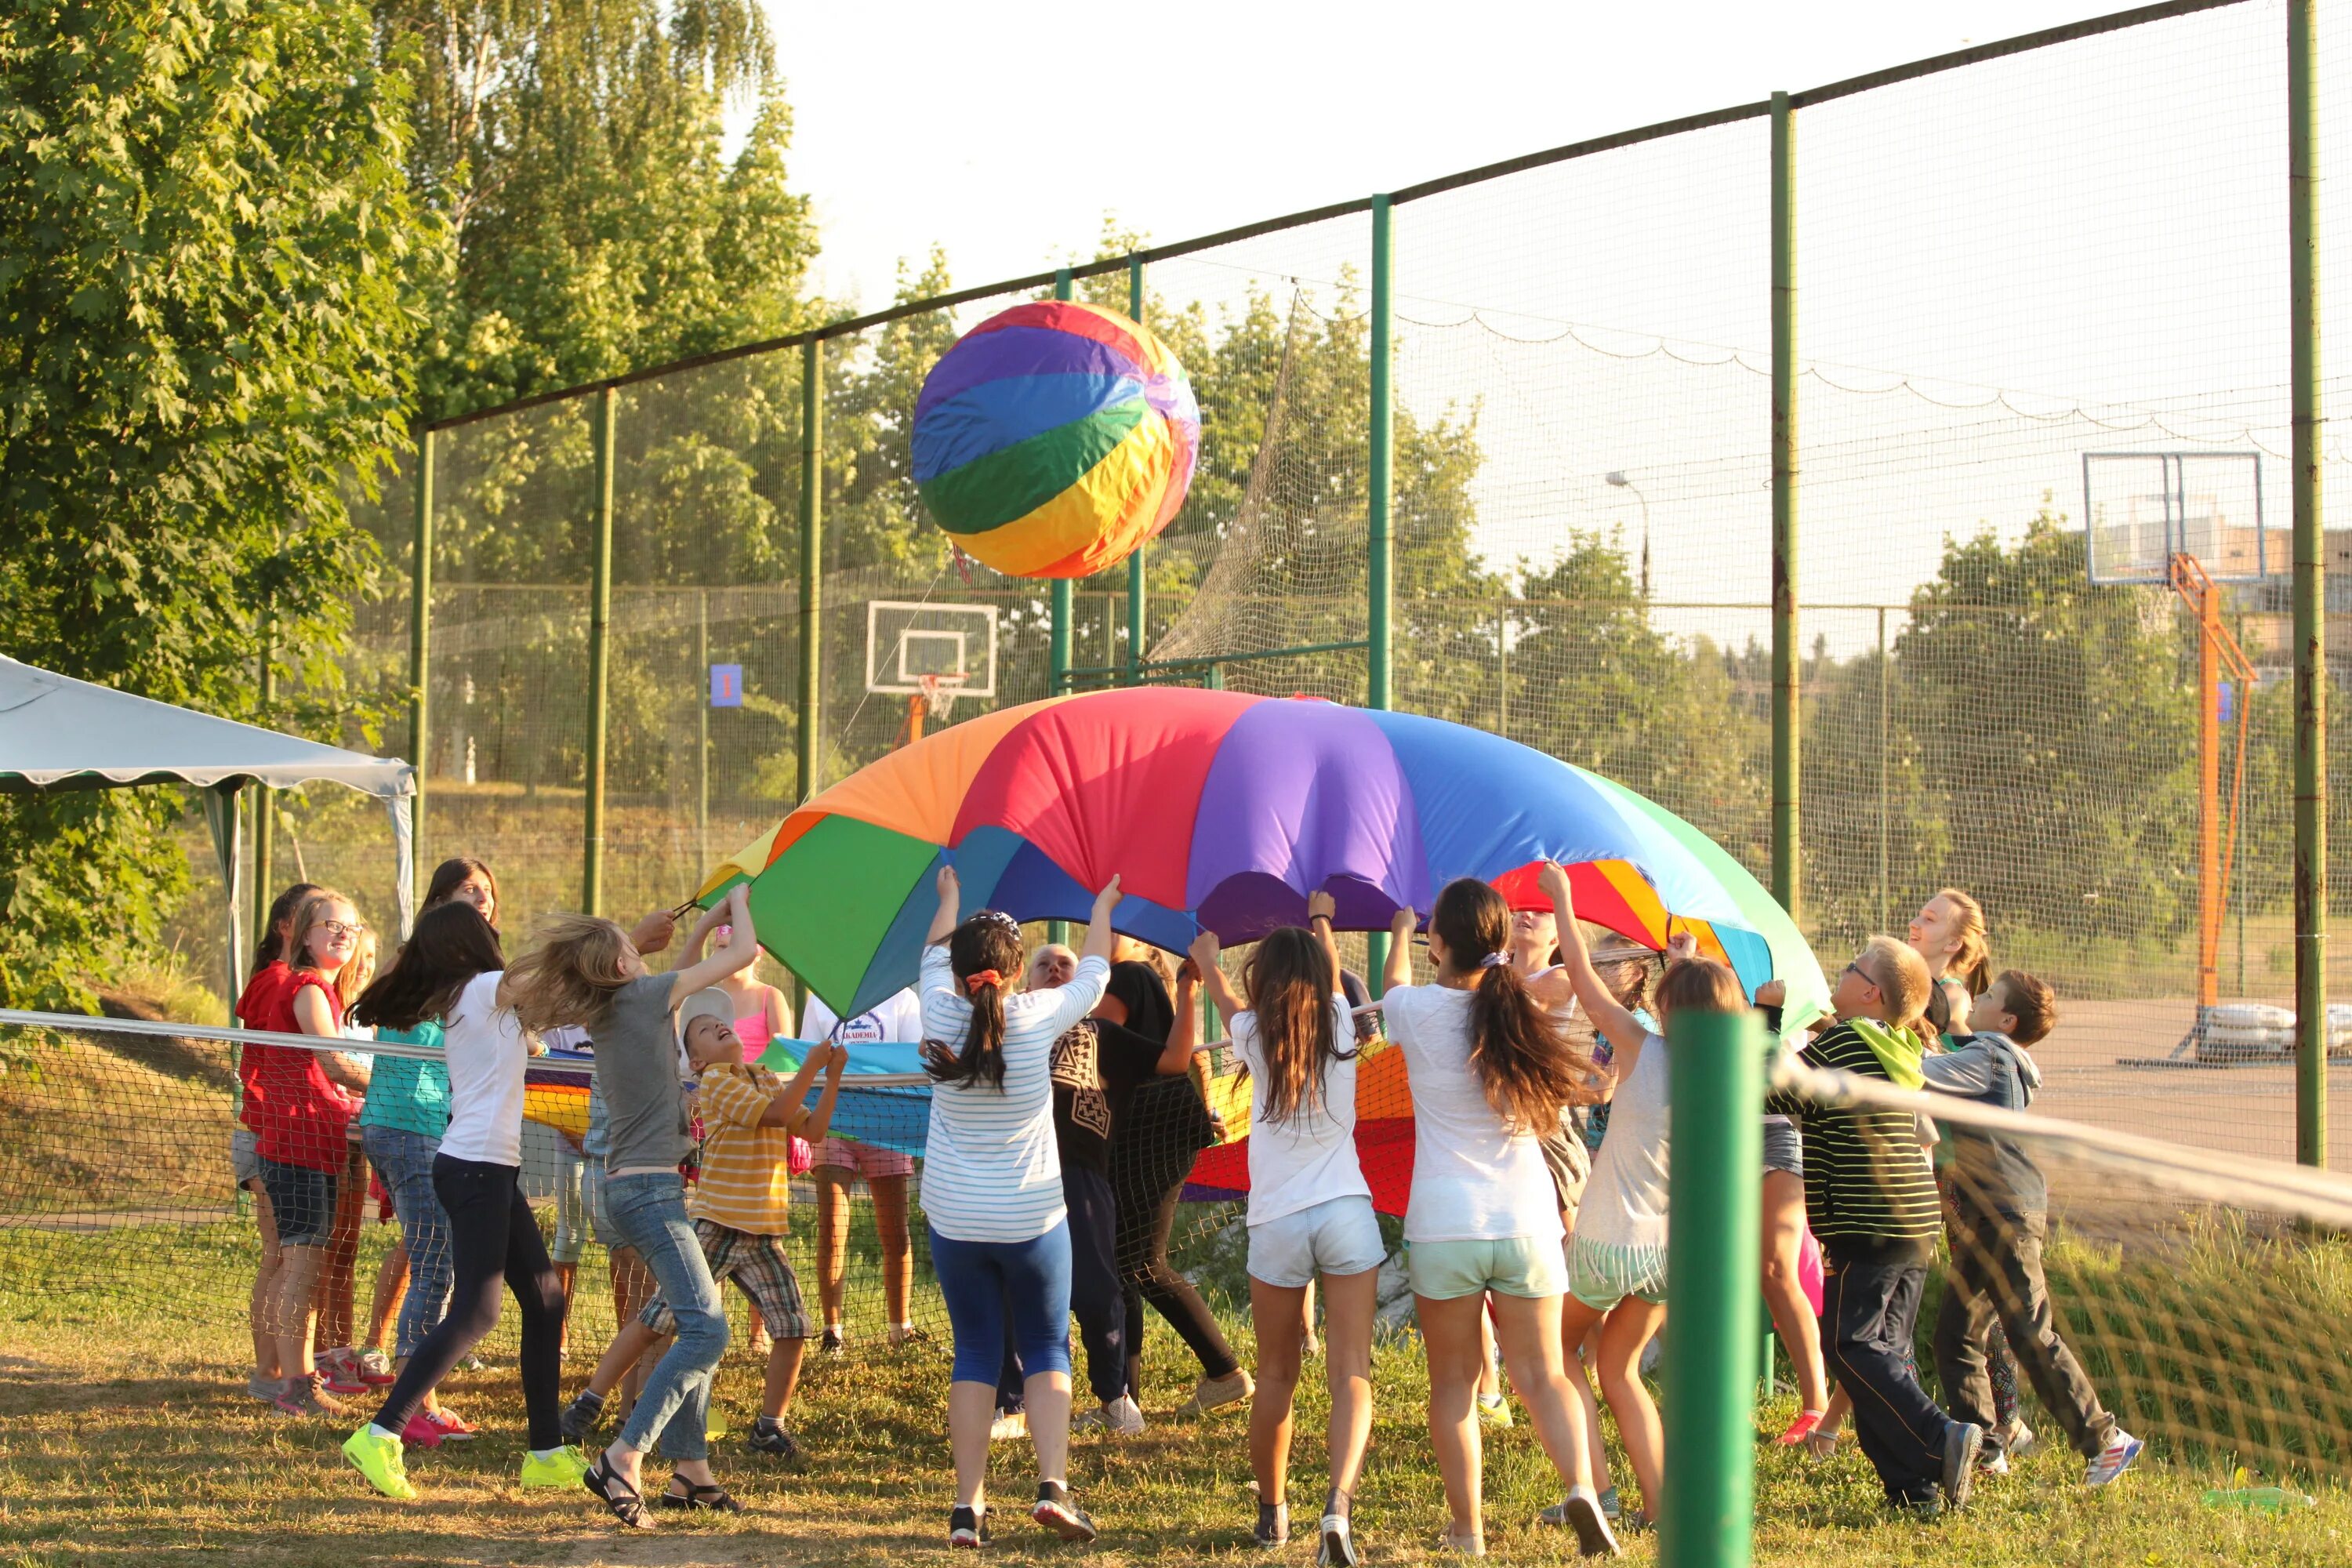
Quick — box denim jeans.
[362,1124,451,1359]
[549,1144,588,1266]
[604,1171,726,1461]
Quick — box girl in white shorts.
[1545,868,1748,1531]
[1381,874,1617,1559]
[1191,892,1375,1567]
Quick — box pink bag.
[789,1135,815,1177]
[1797,1222,1825,1317]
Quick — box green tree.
[0,0,431,1008]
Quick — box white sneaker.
[2083,1429,2144,1487]
[1980,1448,2011,1475]
[1073,1395,1144,1436]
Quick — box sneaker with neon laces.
[356,1349,396,1386]
[274,1374,350,1417]
[2082,1428,2143,1487]
[423,1407,478,1442]
[518,1446,592,1488]
[1032,1480,1098,1542]
[1475,1391,1512,1428]
[399,1414,445,1449]
[343,1426,417,1500]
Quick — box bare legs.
[950,1372,1073,1513]
[1559,1295,1667,1521]
[1418,1290,1597,1552]
[248,1184,283,1384]
[365,1239,409,1356]
[267,1241,327,1385]
[1249,1268,1377,1519]
[817,1167,915,1338]
[1760,1169,1828,1415]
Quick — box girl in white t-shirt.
[1380,878,1617,1559]
[1544,862,1744,1530]
[1190,891,1375,1567]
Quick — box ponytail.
[1241,925,1354,1124]
[1432,879,1595,1130]
[924,913,1024,1090]
[1933,887,1992,995]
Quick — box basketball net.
[900,672,967,748]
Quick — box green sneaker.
[342,1427,416,1501]
[519,1446,591,1489]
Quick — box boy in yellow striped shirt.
[562,989,846,1464]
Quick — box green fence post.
[1366,193,1396,995]
[1127,254,1148,688]
[1051,267,1076,701]
[799,338,824,805]
[2289,0,2329,1167]
[1661,1007,1762,1568]
[1769,91,1801,924]
[584,387,616,916]
[409,426,434,890]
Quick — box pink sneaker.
[401,1413,445,1449]
[317,1351,368,1396]
[424,1407,479,1442]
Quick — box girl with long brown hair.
[1190,891,1377,1566]
[1380,879,1617,1558]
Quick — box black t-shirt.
[1048,1018,1165,1174]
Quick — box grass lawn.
[3,1225,2347,1567]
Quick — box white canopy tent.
[0,654,415,1007]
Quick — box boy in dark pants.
[1924,971,2143,1488]
[1764,935,1984,1515]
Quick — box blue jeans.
[550,1145,588,1265]
[931,1219,1073,1387]
[362,1125,451,1359]
[604,1171,726,1461]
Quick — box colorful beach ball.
[911,300,1200,579]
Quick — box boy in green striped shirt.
[1764,935,1984,1515]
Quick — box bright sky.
[771,2,2144,315]
[754,1,2318,647]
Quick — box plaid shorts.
[641,1219,810,1341]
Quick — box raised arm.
[1307,891,1342,995]
[800,1042,848,1143]
[662,885,760,1007]
[1076,876,1124,967]
[1541,862,1650,1063]
[1187,929,1246,1022]
[1163,960,1204,1076]
[1382,906,1415,995]
[926,864,961,947]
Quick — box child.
[340,898,583,1502]
[499,887,764,1527]
[800,982,925,1356]
[1545,865,1735,1530]
[1762,935,1982,1515]
[1924,971,2142,1487]
[1192,891,1377,1567]
[1910,888,1991,1038]
[249,890,372,1417]
[1381,880,1617,1559]
[564,993,846,1475]
[235,882,323,1401]
[316,924,381,1395]
[920,866,1123,1548]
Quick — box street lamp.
[1606,470,1651,598]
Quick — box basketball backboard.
[2082,451,2268,585]
[864,601,999,698]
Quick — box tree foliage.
[0,0,430,1007]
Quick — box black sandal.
[660,1479,745,1513]
[583,1455,654,1530]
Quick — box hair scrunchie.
[964,969,1003,993]
[1478,951,1508,969]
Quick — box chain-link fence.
[159,0,2349,1173]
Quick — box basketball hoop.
[916,671,967,721]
